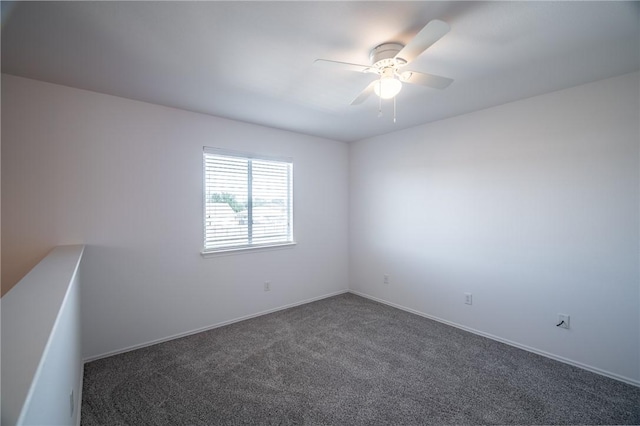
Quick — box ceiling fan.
[314,19,453,120]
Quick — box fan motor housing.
[370,43,406,68]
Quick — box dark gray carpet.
[81,293,640,425]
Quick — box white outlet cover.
[558,314,570,329]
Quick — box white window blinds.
[203,148,293,252]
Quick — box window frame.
[201,147,295,256]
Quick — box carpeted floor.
[81,293,639,425]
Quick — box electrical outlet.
[384,274,389,284]
[70,389,74,417]
[557,314,570,329]
[264,281,271,292]
[464,293,472,305]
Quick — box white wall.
[2,74,349,360]
[349,72,640,384]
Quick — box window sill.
[201,242,297,258]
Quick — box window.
[203,147,293,253]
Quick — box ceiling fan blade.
[395,19,450,65]
[351,81,377,105]
[314,59,371,73]
[400,71,453,90]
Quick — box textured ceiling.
[2,1,639,142]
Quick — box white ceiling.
[2,1,638,142]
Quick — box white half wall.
[2,74,349,360]
[349,72,640,384]
[1,245,84,425]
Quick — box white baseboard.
[83,289,349,363]
[83,288,639,388]
[348,290,640,388]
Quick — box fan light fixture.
[374,76,402,99]
[314,19,454,122]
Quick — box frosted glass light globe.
[374,77,402,99]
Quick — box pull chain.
[378,78,383,117]
[393,96,397,123]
